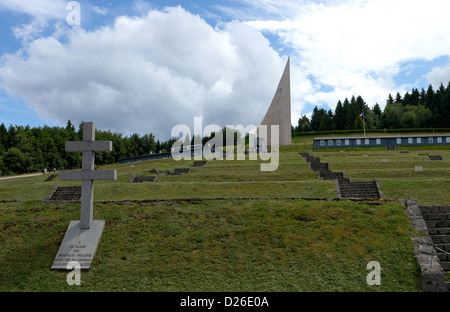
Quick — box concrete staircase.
[300,152,382,199]
[191,161,207,167]
[338,180,381,199]
[46,185,81,201]
[419,205,450,288]
[130,175,157,183]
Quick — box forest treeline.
[0,121,177,176]
[1,82,449,176]
[295,82,450,132]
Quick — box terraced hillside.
[0,152,337,201]
[1,139,449,292]
[312,149,450,205]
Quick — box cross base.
[51,220,105,270]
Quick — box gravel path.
[0,173,43,181]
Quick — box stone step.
[338,178,380,199]
[49,186,82,201]
[339,184,377,189]
[300,154,381,200]
[437,253,450,262]
[52,192,81,195]
[131,176,157,183]
[340,186,378,193]
[431,235,450,244]
[340,192,379,196]
[429,228,450,235]
[434,244,450,253]
[311,165,329,172]
[439,261,450,271]
[340,188,379,192]
[426,220,450,228]
[192,160,207,167]
[305,157,320,163]
[339,181,376,185]
[421,213,450,221]
[52,192,81,196]
[340,189,379,194]
[320,172,345,178]
[341,195,380,199]
[419,206,450,214]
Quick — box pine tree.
[296,115,311,132]
[0,124,8,154]
[334,100,346,130]
[425,85,435,111]
[311,106,320,131]
[411,88,420,106]
[395,92,403,104]
[403,92,412,106]
[342,98,352,130]
[373,103,382,118]
[433,83,447,127]
[387,94,394,105]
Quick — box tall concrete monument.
[251,57,292,147]
[51,122,117,270]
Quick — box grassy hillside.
[1,132,449,292]
[0,199,421,291]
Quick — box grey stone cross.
[59,122,117,229]
[51,122,116,270]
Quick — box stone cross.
[51,122,116,270]
[59,122,117,229]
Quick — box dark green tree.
[373,103,382,118]
[296,115,311,132]
[334,100,346,130]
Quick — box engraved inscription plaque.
[51,220,104,269]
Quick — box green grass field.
[0,199,421,291]
[0,132,448,292]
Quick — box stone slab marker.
[51,122,117,270]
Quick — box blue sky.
[0,0,449,139]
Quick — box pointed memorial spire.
[251,57,292,147]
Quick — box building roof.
[314,134,450,140]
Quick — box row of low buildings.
[313,134,450,149]
[119,134,450,163]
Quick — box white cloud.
[0,0,67,19]
[427,65,450,89]
[0,6,286,139]
[244,0,450,110]
[0,0,69,45]
[12,19,48,43]
[92,6,108,16]
[5,0,448,138]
